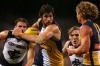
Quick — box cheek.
[42,18,47,22]
[50,17,53,21]
[16,27,20,29]
[23,28,27,31]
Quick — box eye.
[18,26,27,28]
[23,26,27,28]
[44,15,48,18]
[70,34,79,36]
[70,35,74,36]
[18,26,23,28]
[75,34,79,36]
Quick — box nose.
[20,26,24,29]
[21,27,26,31]
[73,35,77,39]
[47,17,51,21]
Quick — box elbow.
[80,49,88,54]
[76,47,88,54]
[76,45,89,54]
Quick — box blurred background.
[0,0,100,41]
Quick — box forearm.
[19,33,37,42]
[74,40,90,54]
[72,46,87,54]
[25,59,34,66]
[19,33,43,44]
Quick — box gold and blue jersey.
[33,21,64,66]
[82,21,100,65]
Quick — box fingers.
[12,28,22,37]
[67,48,73,56]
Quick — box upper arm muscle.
[80,26,91,51]
[39,24,60,42]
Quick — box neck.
[81,19,91,24]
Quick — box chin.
[74,46,78,48]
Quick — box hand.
[12,28,23,37]
[67,48,74,56]
[69,46,74,49]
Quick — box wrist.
[74,49,79,54]
[35,35,43,44]
[72,49,77,54]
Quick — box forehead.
[16,22,27,25]
[43,12,53,16]
[71,30,79,34]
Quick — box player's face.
[15,22,27,33]
[41,12,54,27]
[69,30,80,48]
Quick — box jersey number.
[8,49,21,60]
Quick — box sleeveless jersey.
[68,42,83,66]
[34,21,64,66]
[2,30,28,64]
[82,21,100,65]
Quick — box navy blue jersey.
[83,21,99,51]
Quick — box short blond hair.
[68,26,80,35]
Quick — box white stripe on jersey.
[42,49,50,66]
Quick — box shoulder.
[80,25,92,36]
[47,24,59,31]
[0,30,9,39]
[80,25,92,32]
[47,24,61,36]
[0,30,9,35]
[1,30,9,33]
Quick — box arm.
[25,43,36,66]
[39,24,61,42]
[62,40,70,57]
[13,24,60,44]
[64,55,72,66]
[63,40,70,49]
[62,41,72,66]
[67,25,91,55]
[0,30,8,40]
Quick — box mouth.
[47,22,51,24]
[73,40,76,43]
